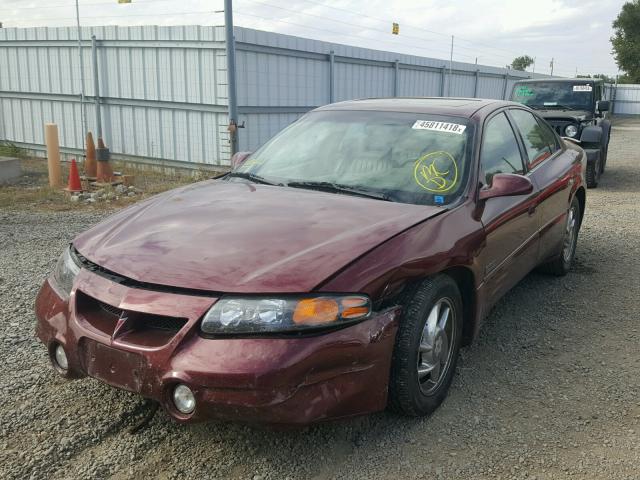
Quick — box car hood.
[74,180,443,293]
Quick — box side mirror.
[597,100,610,113]
[478,173,533,201]
[231,151,253,170]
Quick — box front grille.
[98,301,123,317]
[138,314,187,332]
[76,291,188,346]
[546,120,574,136]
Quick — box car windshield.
[511,82,594,110]
[233,110,474,206]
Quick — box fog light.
[54,344,68,371]
[173,384,196,414]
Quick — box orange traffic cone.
[66,159,83,192]
[85,132,97,178]
[96,137,114,183]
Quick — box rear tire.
[388,275,463,417]
[539,196,581,276]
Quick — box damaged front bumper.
[35,269,400,425]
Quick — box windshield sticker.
[515,86,534,97]
[413,151,459,193]
[412,120,467,135]
[573,85,593,92]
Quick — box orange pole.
[45,123,62,188]
[85,132,97,178]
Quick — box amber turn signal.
[340,296,371,319]
[293,298,340,325]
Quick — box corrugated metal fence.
[0,25,231,167]
[606,84,640,115]
[1,24,549,167]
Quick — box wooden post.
[45,123,62,188]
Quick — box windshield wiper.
[225,171,281,186]
[286,181,393,201]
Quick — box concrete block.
[0,156,21,184]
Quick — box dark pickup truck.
[510,78,611,188]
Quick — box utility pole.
[75,0,87,156]
[532,56,536,75]
[448,35,454,96]
[224,0,239,156]
[550,57,554,76]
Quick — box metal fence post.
[473,69,479,98]
[224,0,239,155]
[440,66,447,97]
[329,50,335,103]
[394,60,399,97]
[91,35,103,142]
[502,72,509,100]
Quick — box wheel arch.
[392,265,478,347]
[574,186,586,226]
[440,266,477,347]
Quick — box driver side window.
[480,112,525,186]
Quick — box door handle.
[528,205,536,216]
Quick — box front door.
[477,111,541,308]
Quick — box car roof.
[314,97,515,118]
[513,78,602,85]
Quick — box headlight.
[201,295,372,334]
[52,246,81,296]
[564,124,579,138]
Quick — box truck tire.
[585,147,601,188]
[600,138,610,174]
[388,275,463,417]
[600,121,611,173]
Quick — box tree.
[611,0,640,83]
[511,55,535,71]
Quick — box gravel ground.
[1,118,639,480]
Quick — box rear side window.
[480,112,525,185]
[509,109,554,168]
[535,117,561,155]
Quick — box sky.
[0,0,628,77]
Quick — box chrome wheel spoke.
[439,330,450,365]
[437,305,450,330]
[430,361,441,383]
[425,303,439,336]
[419,340,433,353]
[418,362,436,378]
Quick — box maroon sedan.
[36,98,586,425]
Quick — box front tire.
[388,275,463,417]
[539,196,581,276]
[586,149,601,188]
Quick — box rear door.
[508,108,574,263]
[478,111,541,307]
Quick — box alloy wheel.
[563,205,578,262]
[417,298,456,395]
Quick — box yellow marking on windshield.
[413,151,459,193]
